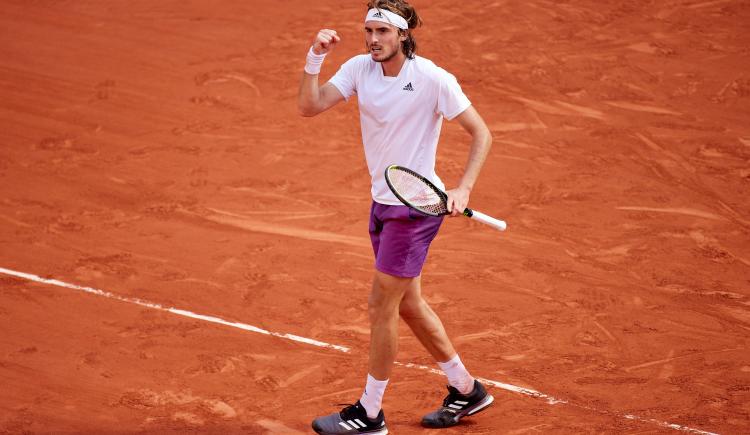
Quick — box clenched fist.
[312,29,341,55]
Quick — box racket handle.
[464,208,507,231]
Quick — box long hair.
[366,0,423,59]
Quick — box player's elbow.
[475,124,492,148]
[298,107,314,117]
[297,102,320,117]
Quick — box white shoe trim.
[347,419,362,429]
[467,394,494,416]
[353,418,366,428]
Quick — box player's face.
[365,22,406,62]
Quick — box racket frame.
[385,165,451,217]
[384,164,507,231]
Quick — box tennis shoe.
[312,401,388,434]
[421,380,494,428]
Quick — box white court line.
[0,266,349,353]
[0,266,718,435]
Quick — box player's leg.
[398,275,455,362]
[310,273,410,435]
[398,263,494,428]
[311,203,394,435]
[368,270,414,380]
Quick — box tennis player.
[298,1,493,433]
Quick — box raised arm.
[445,105,493,216]
[298,29,346,117]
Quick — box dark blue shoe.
[312,401,388,434]
[421,380,494,428]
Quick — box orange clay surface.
[1,1,749,434]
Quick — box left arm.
[445,105,493,216]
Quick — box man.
[298,1,493,433]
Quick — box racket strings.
[388,169,447,215]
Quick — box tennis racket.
[384,165,507,232]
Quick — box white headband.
[365,8,408,30]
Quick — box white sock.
[438,354,475,395]
[359,374,389,420]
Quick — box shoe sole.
[315,430,387,435]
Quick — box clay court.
[1,0,749,433]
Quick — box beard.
[369,45,400,63]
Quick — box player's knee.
[368,292,392,316]
[399,297,424,320]
[368,288,402,322]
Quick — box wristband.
[304,46,327,75]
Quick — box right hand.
[312,29,340,55]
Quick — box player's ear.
[399,29,408,42]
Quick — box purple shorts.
[369,201,444,278]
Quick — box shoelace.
[336,403,360,419]
[441,387,466,410]
[442,389,459,406]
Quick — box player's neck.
[380,51,407,77]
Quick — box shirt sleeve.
[436,69,471,120]
[327,56,360,101]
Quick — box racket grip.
[465,208,507,231]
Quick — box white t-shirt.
[328,55,471,205]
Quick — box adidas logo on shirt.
[402,82,414,91]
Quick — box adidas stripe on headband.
[365,8,409,30]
